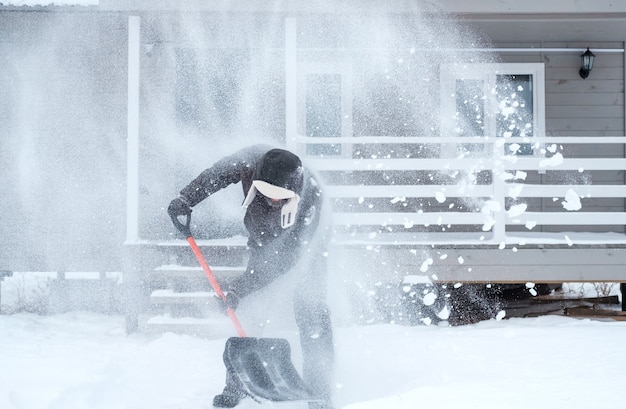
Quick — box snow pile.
[1,310,625,409]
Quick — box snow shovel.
[169,212,318,403]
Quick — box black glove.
[167,196,192,218]
[216,291,239,314]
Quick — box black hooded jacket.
[179,144,325,298]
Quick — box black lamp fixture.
[579,48,596,79]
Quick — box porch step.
[145,315,235,338]
[149,264,246,280]
[150,289,217,305]
[146,264,246,293]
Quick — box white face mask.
[242,181,300,228]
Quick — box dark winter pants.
[224,231,334,405]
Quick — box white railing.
[296,135,626,245]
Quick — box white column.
[285,17,297,151]
[126,16,141,243]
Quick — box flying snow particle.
[482,200,501,213]
[435,191,446,203]
[457,256,464,264]
[508,184,524,198]
[437,305,451,320]
[482,217,495,232]
[525,220,537,230]
[515,171,527,180]
[496,310,506,321]
[507,203,527,218]
[422,292,437,306]
[562,189,582,211]
[565,235,573,246]
[508,143,521,153]
[420,258,434,273]
[539,152,563,168]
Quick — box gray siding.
[1,8,625,272]
[499,42,625,233]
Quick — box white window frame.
[440,63,546,155]
[297,62,353,158]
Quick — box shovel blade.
[224,337,317,402]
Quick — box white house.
[1,1,625,325]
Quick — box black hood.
[254,149,304,194]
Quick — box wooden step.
[148,265,245,280]
[150,289,217,305]
[145,315,236,338]
[564,306,626,321]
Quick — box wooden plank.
[324,184,626,199]
[331,246,626,282]
[546,105,625,118]
[564,307,626,320]
[546,79,624,93]
[332,211,487,226]
[546,92,624,106]
[307,157,626,171]
[547,118,624,132]
[299,135,626,144]
[543,54,624,68]
[545,67,624,81]
[508,211,626,225]
[148,265,245,279]
[325,184,493,198]
[150,289,216,305]
[388,248,626,266]
[417,265,625,283]
[145,315,235,338]
[510,157,626,171]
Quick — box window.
[305,74,342,155]
[298,62,353,157]
[441,63,545,156]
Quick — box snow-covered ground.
[1,296,625,409]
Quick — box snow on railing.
[296,135,626,244]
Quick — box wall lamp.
[579,48,596,79]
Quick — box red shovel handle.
[186,236,247,338]
[170,213,247,337]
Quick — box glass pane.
[306,74,342,155]
[455,79,485,152]
[496,74,533,155]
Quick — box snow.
[1,310,625,409]
[562,189,583,211]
